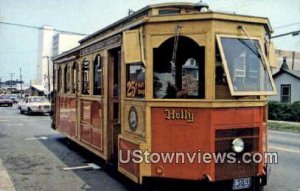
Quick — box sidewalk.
[269,120,300,125]
[0,160,15,191]
[268,120,300,133]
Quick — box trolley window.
[82,60,90,95]
[57,66,62,93]
[153,36,205,99]
[158,9,180,15]
[216,35,276,96]
[126,64,145,98]
[64,64,70,93]
[93,55,102,95]
[71,62,78,94]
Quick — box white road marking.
[63,163,101,171]
[0,120,10,122]
[269,146,300,154]
[7,124,23,126]
[0,159,16,191]
[24,136,48,141]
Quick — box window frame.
[93,55,102,96]
[280,84,291,103]
[126,63,145,99]
[57,66,62,93]
[64,63,70,93]
[158,8,181,15]
[81,59,90,95]
[71,62,78,94]
[216,34,276,96]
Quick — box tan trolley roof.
[53,2,272,62]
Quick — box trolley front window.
[217,35,276,96]
[153,36,205,99]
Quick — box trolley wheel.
[256,186,265,191]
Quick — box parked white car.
[18,96,51,114]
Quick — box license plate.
[233,177,251,190]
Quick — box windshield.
[29,97,48,103]
[217,36,275,95]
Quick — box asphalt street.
[267,130,300,191]
[0,105,299,191]
[0,106,146,191]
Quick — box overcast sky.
[0,0,299,84]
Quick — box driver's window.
[153,36,205,99]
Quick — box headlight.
[231,138,245,153]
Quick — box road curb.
[0,160,16,191]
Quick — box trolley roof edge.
[52,2,272,63]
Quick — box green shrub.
[268,101,300,122]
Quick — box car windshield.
[29,97,47,103]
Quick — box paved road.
[0,106,147,191]
[267,130,300,191]
[0,105,299,191]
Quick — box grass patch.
[268,121,300,133]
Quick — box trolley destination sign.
[80,35,121,56]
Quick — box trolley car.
[52,2,277,190]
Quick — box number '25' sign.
[126,81,145,98]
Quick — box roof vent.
[194,0,209,12]
[281,57,289,70]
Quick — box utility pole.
[43,56,51,100]
[9,73,14,92]
[20,67,23,98]
[292,51,295,70]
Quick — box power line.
[0,21,87,36]
[0,48,53,55]
[271,30,300,39]
[274,22,300,29]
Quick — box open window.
[93,55,102,95]
[71,62,78,94]
[123,30,143,64]
[81,59,90,95]
[153,36,205,99]
[57,66,62,93]
[64,64,70,93]
[216,35,276,96]
[126,64,145,98]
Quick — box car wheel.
[9,103,13,107]
[20,109,24,114]
[27,108,32,115]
